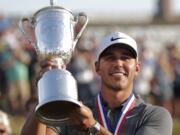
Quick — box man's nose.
[114,58,124,65]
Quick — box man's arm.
[20,59,61,135]
[21,101,113,135]
[20,109,56,135]
[135,106,173,135]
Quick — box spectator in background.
[68,35,100,104]
[0,16,10,110]
[167,43,180,118]
[0,110,12,135]
[134,37,156,102]
[17,21,38,98]
[151,47,174,115]
[0,19,31,115]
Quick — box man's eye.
[105,56,115,60]
[103,55,133,61]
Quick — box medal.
[96,93,136,134]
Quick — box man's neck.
[101,87,132,108]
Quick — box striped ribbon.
[96,93,136,135]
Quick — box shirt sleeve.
[135,106,173,135]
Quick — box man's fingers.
[40,60,59,69]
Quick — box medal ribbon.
[96,93,136,135]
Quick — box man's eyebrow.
[101,51,114,57]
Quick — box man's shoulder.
[143,103,172,123]
[129,97,173,135]
[132,95,172,125]
[135,98,172,126]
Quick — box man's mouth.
[110,71,127,77]
[112,72,124,76]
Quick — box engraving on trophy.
[19,0,88,125]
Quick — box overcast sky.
[0,0,180,17]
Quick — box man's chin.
[108,84,126,92]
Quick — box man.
[20,32,173,135]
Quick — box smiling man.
[20,32,173,135]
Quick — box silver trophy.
[19,0,88,125]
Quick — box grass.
[173,119,180,135]
[9,116,180,135]
[9,115,24,135]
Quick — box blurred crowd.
[0,15,180,133]
[0,15,38,115]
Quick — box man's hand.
[70,102,96,131]
[36,58,66,81]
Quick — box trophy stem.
[50,0,57,6]
[53,57,66,69]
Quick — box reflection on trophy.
[19,0,88,125]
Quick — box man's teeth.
[112,73,124,76]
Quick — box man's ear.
[95,61,100,74]
[135,62,141,76]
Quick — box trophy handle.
[73,12,88,49]
[19,17,36,47]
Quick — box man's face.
[95,45,140,92]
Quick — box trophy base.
[36,69,80,126]
[36,100,81,126]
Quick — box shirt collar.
[101,93,133,111]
